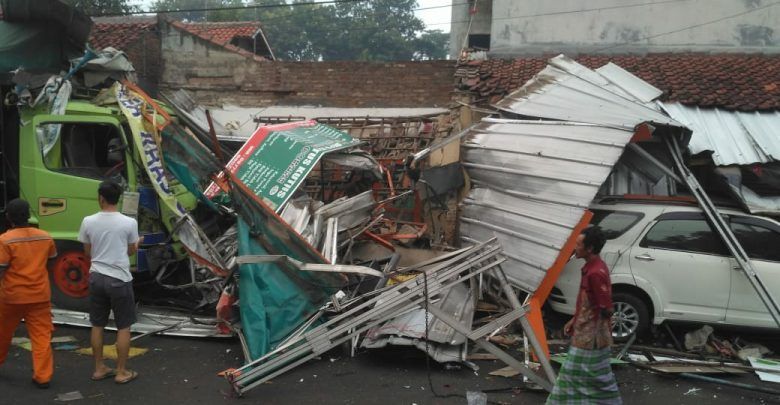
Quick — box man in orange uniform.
[0,199,58,388]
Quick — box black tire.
[49,240,91,312]
[611,291,650,343]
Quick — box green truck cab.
[3,96,196,310]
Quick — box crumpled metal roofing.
[661,102,780,166]
[461,119,635,291]
[494,54,684,130]
[462,55,690,292]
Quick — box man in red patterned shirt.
[547,226,622,404]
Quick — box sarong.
[546,346,622,404]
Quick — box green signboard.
[205,120,360,212]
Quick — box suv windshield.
[591,209,643,240]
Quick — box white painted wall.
[450,0,780,57]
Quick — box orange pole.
[527,210,593,358]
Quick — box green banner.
[205,120,360,212]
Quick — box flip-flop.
[91,369,116,381]
[115,370,138,385]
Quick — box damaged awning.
[661,102,780,166]
[494,55,684,131]
[461,119,635,291]
[461,55,691,293]
[658,103,780,215]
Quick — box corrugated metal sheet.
[460,118,635,292]
[661,102,780,166]
[494,55,683,130]
[595,62,663,104]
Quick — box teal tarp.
[237,218,326,359]
[161,125,221,211]
[0,22,78,72]
[159,121,345,360]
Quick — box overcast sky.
[127,0,453,32]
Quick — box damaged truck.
[1,0,395,345]
[0,1,237,336]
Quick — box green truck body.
[2,94,197,309]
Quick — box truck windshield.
[39,122,127,181]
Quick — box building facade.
[450,0,780,58]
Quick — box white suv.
[549,199,780,340]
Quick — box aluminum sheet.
[461,118,634,292]
[595,62,664,104]
[494,55,683,130]
[661,102,780,166]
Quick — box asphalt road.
[2,324,779,404]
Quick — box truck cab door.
[23,115,136,241]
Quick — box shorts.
[89,272,136,329]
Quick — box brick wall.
[123,29,162,96]
[159,21,456,108]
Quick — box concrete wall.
[160,21,456,108]
[449,0,493,58]
[450,0,780,57]
[160,20,252,100]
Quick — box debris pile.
[5,9,780,401]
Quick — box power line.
[96,0,689,23]
[192,0,693,37]
[88,0,368,17]
[93,0,770,48]
[595,0,780,52]
[254,0,695,37]
[429,0,691,27]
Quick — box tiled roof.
[89,21,156,50]
[170,21,269,61]
[455,54,780,111]
[176,22,261,45]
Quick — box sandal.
[115,370,138,384]
[91,369,116,381]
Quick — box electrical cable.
[97,0,694,32]
[215,0,696,37]
[89,0,368,17]
[594,0,780,52]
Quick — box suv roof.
[594,195,743,209]
[590,200,774,223]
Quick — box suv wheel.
[611,292,649,342]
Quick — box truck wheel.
[49,241,91,312]
[611,292,650,343]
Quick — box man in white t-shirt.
[79,180,141,385]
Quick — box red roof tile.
[89,21,156,50]
[455,54,780,111]
[169,21,269,61]
[177,21,260,46]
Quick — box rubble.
[685,325,715,351]
[4,10,780,401]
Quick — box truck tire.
[611,291,650,343]
[49,240,91,312]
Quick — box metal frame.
[226,239,556,395]
[235,255,384,278]
[665,135,780,327]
